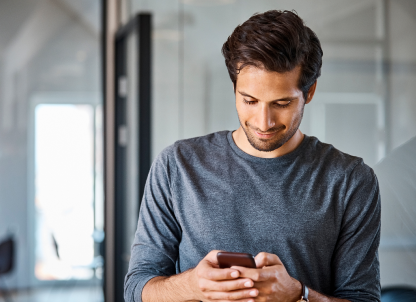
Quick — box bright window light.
[34,104,95,280]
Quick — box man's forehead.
[236,65,302,99]
[237,64,301,79]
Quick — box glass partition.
[129,0,416,289]
[0,0,103,299]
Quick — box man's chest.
[174,173,341,257]
[173,161,342,257]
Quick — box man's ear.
[305,81,317,104]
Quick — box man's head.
[222,10,323,152]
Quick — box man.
[125,10,380,302]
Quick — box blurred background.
[0,0,415,301]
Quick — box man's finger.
[214,300,255,302]
[201,287,259,301]
[254,252,282,268]
[204,250,225,265]
[230,266,276,282]
[199,278,254,292]
[198,264,240,281]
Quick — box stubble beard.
[239,105,305,152]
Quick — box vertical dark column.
[101,0,107,297]
[114,36,127,302]
[137,13,152,212]
[112,13,152,302]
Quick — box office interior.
[0,0,415,301]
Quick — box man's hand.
[192,250,260,301]
[142,251,350,302]
[231,252,302,302]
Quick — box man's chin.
[247,135,286,152]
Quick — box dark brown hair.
[222,10,323,101]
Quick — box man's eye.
[243,99,256,105]
[276,101,291,108]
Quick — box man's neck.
[232,127,305,158]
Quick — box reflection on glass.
[34,104,95,280]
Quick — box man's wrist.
[187,268,201,301]
[291,278,303,302]
[142,269,200,302]
[172,268,200,301]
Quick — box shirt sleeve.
[124,146,181,302]
[331,160,381,302]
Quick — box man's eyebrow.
[238,90,297,102]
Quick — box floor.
[0,283,104,302]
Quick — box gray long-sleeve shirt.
[125,131,381,302]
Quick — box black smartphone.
[217,251,257,268]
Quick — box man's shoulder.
[306,135,375,180]
[174,130,229,149]
[168,130,230,156]
[155,131,230,164]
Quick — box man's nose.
[256,104,275,132]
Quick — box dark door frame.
[104,12,152,302]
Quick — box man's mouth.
[254,131,276,139]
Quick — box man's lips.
[254,131,276,139]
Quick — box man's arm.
[124,146,182,302]
[142,272,197,302]
[308,289,350,302]
[235,253,351,302]
[142,251,261,302]
[331,161,381,301]
[142,251,351,302]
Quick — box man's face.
[235,65,311,152]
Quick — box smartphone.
[217,251,257,269]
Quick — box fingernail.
[231,271,239,278]
[250,290,257,297]
[244,281,251,287]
